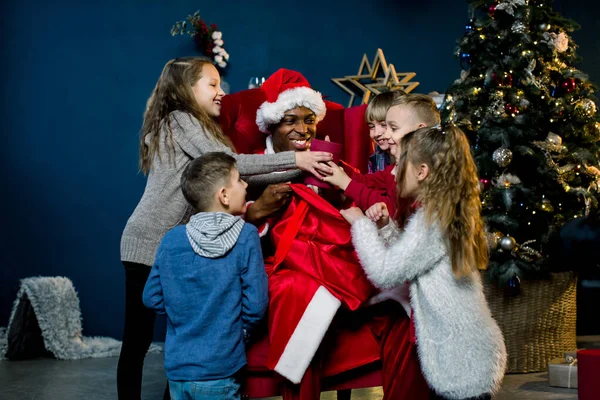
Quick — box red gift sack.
[577,349,600,400]
[264,184,377,383]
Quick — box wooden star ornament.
[331,49,419,107]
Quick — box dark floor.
[1,348,589,400]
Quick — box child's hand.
[340,207,365,225]
[321,161,352,190]
[365,202,390,229]
[295,151,334,178]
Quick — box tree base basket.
[482,271,577,373]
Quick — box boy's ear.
[417,163,430,182]
[218,187,229,207]
[417,122,426,129]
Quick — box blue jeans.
[169,377,241,400]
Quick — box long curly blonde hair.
[395,125,488,277]
[139,56,233,174]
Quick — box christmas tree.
[442,0,600,291]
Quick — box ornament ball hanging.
[500,235,517,251]
[505,103,519,115]
[493,72,513,87]
[561,78,576,93]
[488,3,498,18]
[574,99,597,118]
[493,147,513,167]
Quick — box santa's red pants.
[279,301,431,400]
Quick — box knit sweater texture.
[121,110,297,266]
[351,210,507,399]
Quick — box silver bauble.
[500,236,517,251]
[493,147,513,167]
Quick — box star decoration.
[331,48,419,107]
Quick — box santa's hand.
[365,202,389,229]
[246,183,291,224]
[295,151,333,178]
[320,161,351,190]
[340,207,365,225]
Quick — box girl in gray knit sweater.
[341,125,507,400]
[117,57,333,400]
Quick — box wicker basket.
[482,271,577,373]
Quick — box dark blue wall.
[1,0,598,339]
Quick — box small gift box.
[303,138,343,189]
[548,355,578,389]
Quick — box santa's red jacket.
[262,184,380,384]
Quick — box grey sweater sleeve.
[350,211,446,289]
[170,111,297,175]
[243,169,303,186]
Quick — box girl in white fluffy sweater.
[341,125,507,400]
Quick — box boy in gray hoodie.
[143,152,268,400]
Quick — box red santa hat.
[255,69,327,133]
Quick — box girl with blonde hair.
[341,125,507,399]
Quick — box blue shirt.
[143,224,268,381]
[368,145,391,174]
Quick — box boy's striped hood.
[186,212,244,258]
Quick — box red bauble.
[480,178,492,190]
[492,72,513,87]
[488,3,498,18]
[561,78,576,93]
[505,103,519,115]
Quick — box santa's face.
[271,107,317,152]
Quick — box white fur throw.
[0,276,160,360]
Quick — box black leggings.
[116,261,169,400]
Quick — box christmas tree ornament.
[497,0,528,16]
[560,78,576,93]
[519,97,530,107]
[505,103,519,115]
[460,53,472,70]
[538,22,550,31]
[573,98,597,118]
[488,3,498,18]
[511,21,527,33]
[493,72,513,87]
[546,132,563,146]
[332,48,419,107]
[506,275,521,296]
[487,231,504,250]
[493,147,513,167]
[500,235,518,251]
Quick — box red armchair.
[220,91,383,398]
